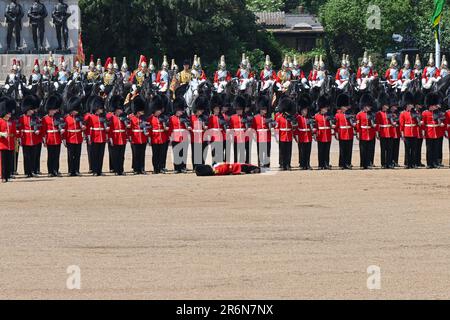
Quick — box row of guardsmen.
[1,92,450,183]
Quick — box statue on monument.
[52,0,71,51]
[27,0,48,51]
[4,0,24,51]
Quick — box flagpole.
[436,23,441,68]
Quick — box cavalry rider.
[169,59,179,94]
[130,55,151,92]
[55,56,71,90]
[214,55,232,94]
[112,57,120,75]
[308,55,319,87]
[120,57,131,85]
[47,52,58,77]
[384,54,400,90]
[191,55,207,83]
[413,54,422,79]
[276,56,293,92]
[398,54,415,92]
[148,58,157,83]
[28,59,42,87]
[310,55,327,88]
[356,52,374,91]
[101,57,117,94]
[42,61,52,82]
[440,55,449,78]
[335,54,350,90]
[422,53,441,90]
[86,54,100,83]
[4,59,20,90]
[177,59,192,87]
[260,55,277,91]
[71,58,83,82]
[155,55,170,93]
[291,55,308,88]
[236,53,254,91]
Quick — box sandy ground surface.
[0,138,449,300]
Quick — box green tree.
[246,0,284,12]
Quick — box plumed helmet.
[21,95,40,113]
[110,95,125,111]
[403,54,410,67]
[45,94,62,112]
[316,95,329,110]
[104,57,113,71]
[139,55,147,68]
[313,55,319,68]
[66,96,82,113]
[89,95,105,113]
[377,91,389,109]
[173,97,187,111]
[442,55,448,68]
[428,53,435,66]
[318,55,325,69]
[0,96,17,116]
[89,54,95,68]
[282,56,289,68]
[346,54,350,67]
[151,95,164,113]
[210,95,223,109]
[265,55,272,67]
[297,94,311,112]
[219,55,226,69]
[415,54,421,68]
[341,54,347,66]
[362,51,368,65]
[390,54,398,68]
[149,58,155,71]
[233,95,246,111]
[11,58,18,71]
[113,57,119,70]
[161,55,169,69]
[194,95,210,112]
[359,93,375,110]
[368,55,374,68]
[195,164,215,176]
[171,59,178,71]
[425,92,440,107]
[336,93,350,108]
[132,96,146,113]
[279,97,296,114]
[256,95,270,111]
[121,57,128,71]
[401,92,415,108]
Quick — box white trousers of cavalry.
[214,81,228,93]
[336,80,348,90]
[310,79,324,88]
[239,78,253,91]
[357,77,374,91]
[422,77,440,89]
[261,79,275,91]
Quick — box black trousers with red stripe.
[47,144,61,175]
[1,150,14,181]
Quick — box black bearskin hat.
[316,95,329,110]
[336,93,350,108]
[425,93,440,107]
[279,97,296,114]
[377,91,389,110]
[0,96,16,116]
[173,97,187,112]
[66,96,82,113]
[45,94,62,111]
[132,96,146,113]
[233,95,246,110]
[210,95,223,109]
[151,95,164,113]
[414,91,424,106]
[110,95,125,111]
[89,95,105,113]
[401,92,415,108]
[194,95,210,112]
[297,94,311,112]
[21,95,40,113]
[0,100,9,117]
[359,93,375,110]
[195,164,215,176]
[256,95,270,111]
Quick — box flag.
[77,31,85,65]
[432,0,444,43]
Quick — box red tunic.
[314,113,332,143]
[229,114,247,143]
[207,114,225,142]
[251,114,271,143]
[422,110,441,139]
[41,115,62,145]
[356,112,376,141]
[275,115,293,142]
[294,115,313,143]
[0,119,17,151]
[190,115,205,144]
[446,110,450,137]
[168,115,188,143]
[107,114,128,145]
[148,115,168,144]
[85,114,107,143]
[18,115,41,146]
[213,163,244,175]
[63,114,83,144]
[214,71,232,84]
[376,111,393,138]
[399,111,419,138]
[127,115,148,144]
[334,110,354,140]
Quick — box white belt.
[361,126,372,129]
[340,126,352,129]
[192,130,203,133]
[67,129,81,133]
[404,124,417,127]
[91,127,105,131]
[47,130,59,133]
[298,128,311,132]
[379,125,392,128]
[280,128,292,132]
[22,130,35,133]
[232,128,245,131]
[153,129,165,133]
[426,124,438,127]
[132,129,144,133]
[172,129,186,132]
[210,128,222,131]
[257,129,269,132]
[112,130,126,133]
[318,127,330,130]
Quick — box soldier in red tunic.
[314,96,333,170]
[445,104,450,167]
[356,94,377,169]
[206,95,225,165]
[294,94,314,170]
[334,94,355,169]
[422,93,444,168]
[389,96,401,167]
[148,95,169,174]
[276,97,297,171]
[85,96,108,176]
[0,97,18,183]
[41,94,64,177]
[399,92,421,169]
[376,92,394,169]
[128,97,149,175]
[168,97,190,173]
[229,96,248,164]
[414,92,426,167]
[107,96,128,176]
[195,163,261,176]
[190,95,209,169]
[63,96,85,176]
[251,95,273,168]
